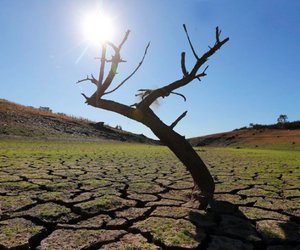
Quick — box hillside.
[2,98,299,149]
[0,99,156,143]
[189,126,300,150]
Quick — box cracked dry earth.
[0,140,299,249]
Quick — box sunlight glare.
[82,11,114,45]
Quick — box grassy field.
[0,139,299,249]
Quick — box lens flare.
[82,11,114,45]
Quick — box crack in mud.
[1,142,299,249]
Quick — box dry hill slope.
[189,126,300,150]
[0,99,156,143]
[2,98,299,149]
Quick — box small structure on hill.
[39,106,52,113]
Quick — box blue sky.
[0,1,299,139]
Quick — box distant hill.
[189,124,300,150]
[0,99,157,143]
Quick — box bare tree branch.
[82,94,137,121]
[181,52,189,77]
[169,91,186,102]
[98,45,107,86]
[86,30,133,100]
[96,53,120,97]
[189,37,229,77]
[138,28,229,110]
[105,41,118,52]
[95,57,127,63]
[118,30,130,50]
[135,89,152,100]
[215,26,221,44]
[103,42,150,96]
[195,65,209,79]
[183,24,199,60]
[91,74,97,83]
[77,75,98,86]
[137,88,152,92]
[81,93,89,102]
[135,89,186,103]
[105,58,127,63]
[170,111,188,129]
[103,30,130,54]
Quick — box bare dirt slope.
[0,99,156,143]
[189,127,300,150]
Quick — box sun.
[82,11,114,45]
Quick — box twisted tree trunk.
[141,108,215,198]
[78,25,228,204]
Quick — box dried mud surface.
[0,141,299,249]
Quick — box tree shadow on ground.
[188,199,300,250]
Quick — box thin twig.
[135,89,152,100]
[170,111,188,129]
[183,24,199,60]
[77,75,98,85]
[216,26,220,43]
[137,88,152,92]
[96,56,126,63]
[81,93,89,102]
[77,75,90,84]
[170,91,187,102]
[103,42,150,96]
[118,30,131,50]
[105,58,127,63]
[181,52,189,77]
[106,41,118,53]
[91,74,97,82]
[195,65,209,79]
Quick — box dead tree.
[78,25,229,203]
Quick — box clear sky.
[1,0,299,139]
